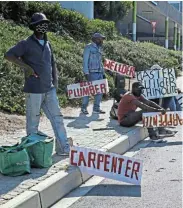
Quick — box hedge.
[0,20,181,114]
[0,1,118,41]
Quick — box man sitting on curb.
[118,82,175,142]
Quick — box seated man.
[118,82,174,141]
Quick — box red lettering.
[78,151,87,166]
[129,66,135,78]
[104,59,111,69]
[110,61,115,70]
[173,114,178,126]
[95,84,100,94]
[118,158,124,174]
[153,115,158,127]
[167,114,173,126]
[89,85,95,95]
[88,152,96,168]
[111,157,117,173]
[83,87,89,96]
[68,90,73,97]
[121,65,127,75]
[104,154,110,172]
[125,65,130,76]
[125,160,132,177]
[70,150,77,166]
[176,113,183,125]
[100,83,106,93]
[131,162,140,180]
[97,154,104,169]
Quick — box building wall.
[60,1,94,19]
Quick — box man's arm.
[51,54,58,89]
[4,40,36,77]
[83,46,90,80]
[140,96,162,110]
[132,99,165,113]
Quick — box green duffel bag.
[21,132,54,168]
[0,142,31,176]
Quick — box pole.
[132,1,137,42]
[173,23,177,50]
[165,17,169,48]
[177,28,180,51]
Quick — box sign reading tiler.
[136,68,178,99]
[67,79,109,99]
[70,146,143,185]
[143,112,183,127]
[104,59,135,78]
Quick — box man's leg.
[92,73,105,113]
[41,88,70,154]
[25,93,43,135]
[81,96,89,113]
[120,110,158,139]
[163,97,176,111]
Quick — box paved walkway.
[0,100,139,206]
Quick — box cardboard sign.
[136,68,178,99]
[142,111,183,127]
[104,59,135,78]
[67,79,109,99]
[70,146,143,185]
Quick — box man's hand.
[158,108,166,115]
[24,67,38,78]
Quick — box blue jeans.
[25,88,69,153]
[163,97,182,111]
[82,72,104,111]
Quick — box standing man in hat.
[81,33,106,114]
[4,13,70,155]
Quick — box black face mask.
[133,89,143,97]
[35,23,48,34]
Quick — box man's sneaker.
[93,109,106,114]
[158,129,176,137]
[150,135,163,143]
[81,109,89,115]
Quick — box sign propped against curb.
[104,59,135,78]
[67,79,109,99]
[70,146,143,185]
[136,66,178,99]
[142,112,183,127]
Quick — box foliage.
[0,20,181,114]
[94,1,132,22]
[0,1,117,41]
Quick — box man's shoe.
[93,110,106,114]
[158,129,176,137]
[150,135,163,143]
[81,109,89,115]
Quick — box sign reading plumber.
[104,59,135,78]
[143,111,183,127]
[67,79,109,99]
[136,65,178,99]
[70,146,143,185]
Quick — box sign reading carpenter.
[70,146,143,185]
[142,112,183,127]
[136,68,178,99]
[67,79,109,99]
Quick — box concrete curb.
[3,126,148,208]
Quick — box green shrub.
[0,20,181,114]
[0,1,117,41]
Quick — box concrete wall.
[60,1,94,19]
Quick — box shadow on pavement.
[67,184,141,197]
[67,113,102,129]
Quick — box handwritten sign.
[67,79,109,99]
[104,59,135,78]
[142,111,183,127]
[136,68,178,99]
[70,146,143,185]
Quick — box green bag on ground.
[21,132,54,168]
[0,143,31,176]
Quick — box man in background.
[81,33,106,115]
